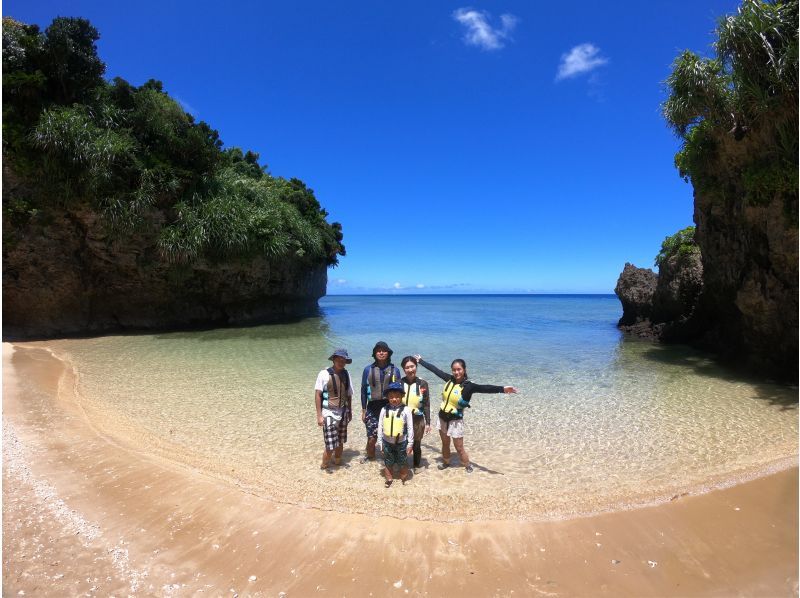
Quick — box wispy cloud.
[453,8,518,51]
[556,43,608,81]
[174,96,198,116]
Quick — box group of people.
[314,341,517,487]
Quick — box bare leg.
[439,429,451,464]
[453,437,469,467]
[367,436,377,459]
[334,444,343,465]
[399,466,409,483]
[321,449,333,469]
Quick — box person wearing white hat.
[315,348,354,471]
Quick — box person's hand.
[317,414,324,426]
[361,410,366,422]
[504,386,518,394]
[424,424,431,435]
[413,354,422,362]
[406,445,413,456]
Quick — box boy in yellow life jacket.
[376,382,415,487]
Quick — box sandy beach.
[3,341,797,597]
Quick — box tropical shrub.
[655,226,699,268]
[662,0,798,202]
[2,16,345,266]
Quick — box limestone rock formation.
[614,263,657,330]
[3,191,327,338]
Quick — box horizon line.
[324,292,617,296]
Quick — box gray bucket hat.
[328,348,352,364]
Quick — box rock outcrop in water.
[617,0,798,381]
[615,252,704,342]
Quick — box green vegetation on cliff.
[2,16,345,266]
[662,0,798,207]
[655,226,699,268]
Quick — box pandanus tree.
[662,0,798,202]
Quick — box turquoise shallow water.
[47,295,798,521]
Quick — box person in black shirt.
[414,355,517,474]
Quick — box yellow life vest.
[440,380,464,414]
[382,406,406,439]
[402,381,423,411]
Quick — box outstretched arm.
[413,356,450,382]
[461,382,518,401]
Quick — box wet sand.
[3,342,798,597]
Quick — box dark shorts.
[364,410,380,438]
[382,440,408,468]
[322,415,348,451]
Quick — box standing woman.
[399,356,431,470]
[413,355,517,473]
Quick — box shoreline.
[21,339,800,525]
[3,341,798,596]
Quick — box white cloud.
[453,8,518,51]
[416,284,425,289]
[556,43,608,81]
[174,96,198,116]
[393,282,403,289]
[336,279,347,284]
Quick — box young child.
[376,382,414,487]
[314,348,354,471]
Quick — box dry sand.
[3,342,798,597]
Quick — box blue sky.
[6,1,741,293]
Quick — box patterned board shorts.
[364,409,380,439]
[382,440,408,468]
[323,415,348,451]
[438,417,465,438]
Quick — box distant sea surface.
[45,295,798,521]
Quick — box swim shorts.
[323,415,348,451]
[382,440,408,468]
[364,409,380,438]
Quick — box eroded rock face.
[652,252,703,324]
[689,123,798,379]
[616,127,797,380]
[614,263,657,326]
[2,196,327,338]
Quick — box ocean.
[45,295,798,521]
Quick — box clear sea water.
[47,295,798,521]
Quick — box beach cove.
[3,342,797,596]
[3,295,798,595]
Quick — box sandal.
[384,479,393,488]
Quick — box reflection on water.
[45,295,797,521]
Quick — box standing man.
[315,348,354,471]
[360,341,403,463]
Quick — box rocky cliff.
[616,138,797,381]
[3,177,327,338]
[691,132,798,377]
